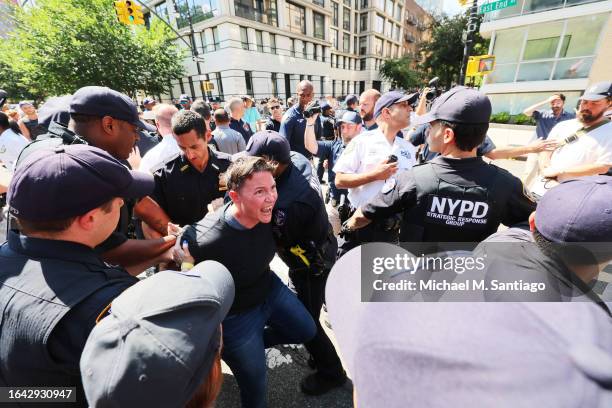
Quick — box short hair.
[226,98,243,114]
[439,120,488,152]
[225,156,276,192]
[213,108,230,124]
[17,199,114,235]
[172,110,207,138]
[191,100,212,120]
[267,97,280,107]
[0,112,9,129]
[553,93,566,102]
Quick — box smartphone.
[387,154,398,163]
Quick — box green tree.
[379,55,423,90]
[419,12,489,88]
[0,0,185,100]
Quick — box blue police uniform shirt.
[364,122,378,131]
[316,139,348,200]
[533,110,575,140]
[230,118,254,144]
[279,105,321,159]
[409,123,496,162]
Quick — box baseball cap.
[245,130,291,164]
[8,144,154,221]
[345,94,359,105]
[37,95,72,128]
[373,91,419,119]
[338,110,362,125]
[70,86,156,132]
[535,175,612,243]
[143,97,156,106]
[420,86,491,125]
[320,100,331,111]
[18,101,33,108]
[580,81,612,101]
[80,262,235,408]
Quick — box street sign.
[479,0,517,14]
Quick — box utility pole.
[458,0,479,86]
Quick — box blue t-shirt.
[316,138,348,200]
[533,110,575,140]
[279,105,321,159]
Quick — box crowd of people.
[0,79,610,408]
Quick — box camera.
[303,101,321,119]
[425,77,440,101]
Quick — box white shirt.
[0,128,29,171]
[139,134,180,173]
[333,129,416,208]
[530,119,612,196]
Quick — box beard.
[361,110,373,122]
[578,109,603,124]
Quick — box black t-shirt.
[152,148,232,226]
[362,156,536,242]
[183,203,276,313]
[265,118,281,132]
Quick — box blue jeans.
[221,274,317,408]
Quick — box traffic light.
[114,1,131,25]
[458,0,468,5]
[125,1,145,25]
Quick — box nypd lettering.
[425,195,489,228]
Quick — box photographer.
[279,80,321,159]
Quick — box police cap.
[420,86,491,125]
[246,130,291,164]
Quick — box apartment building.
[479,0,612,114]
[143,0,408,101]
[402,0,433,62]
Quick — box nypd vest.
[400,163,505,243]
[0,236,136,391]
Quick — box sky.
[443,0,466,16]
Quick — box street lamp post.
[458,0,479,86]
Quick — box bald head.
[359,89,382,123]
[296,80,314,109]
[154,103,178,136]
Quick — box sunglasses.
[270,106,281,110]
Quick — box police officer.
[150,110,232,227]
[334,91,418,254]
[13,86,176,271]
[343,87,536,243]
[246,131,347,395]
[319,101,336,141]
[0,145,154,406]
[305,111,362,220]
[280,80,322,159]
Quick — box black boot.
[300,372,347,396]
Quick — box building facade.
[144,0,410,102]
[402,0,433,62]
[479,0,612,114]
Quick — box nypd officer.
[149,110,232,228]
[343,87,536,243]
[13,86,177,272]
[0,145,154,406]
[334,91,418,254]
[246,131,347,395]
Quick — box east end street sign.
[479,0,517,13]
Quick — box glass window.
[343,7,351,31]
[271,72,278,96]
[517,61,554,81]
[313,0,325,6]
[314,12,325,39]
[385,0,393,15]
[245,71,254,96]
[177,0,219,28]
[385,21,392,37]
[343,33,350,53]
[361,0,368,7]
[552,56,594,79]
[522,22,563,61]
[290,38,296,56]
[332,2,339,26]
[360,13,367,30]
[154,2,169,22]
[523,0,563,14]
[360,58,366,70]
[394,24,401,41]
[314,45,319,60]
[234,0,278,26]
[559,14,607,58]
[394,4,401,20]
[330,28,339,49]
[354,12,358,33]
[240,26,249,50]
[492,27,524,64]
[255,30,263,52]
[486,64,518,84]
[302,41,307,58]
[375,14,384,34]
[385,40,391,57]
[286,2,306,34]
[343,0,350,5]
[359,36,367,54]
[270,33,277,53]
[373,36,383,54]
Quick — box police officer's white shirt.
[333,129,416,208]
[530,119,612,196]
[139,134,180,174]
[0,128,28,172]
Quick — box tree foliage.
[379,55,423,91]
[418,12,489,88]
[0,0,185,100]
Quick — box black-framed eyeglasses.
[270,106,281,110]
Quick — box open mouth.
[261,205,273,216]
